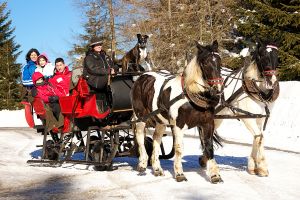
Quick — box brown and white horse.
[214,41,279,177]
[131,40,224,183]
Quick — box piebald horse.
[131,40,224,183]
[214,41,279,176]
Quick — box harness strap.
[263,105,270,131]
[135,76,185,123]
[216,87,271,130]
[215,87,243,114]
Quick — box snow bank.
[0,109,29,127]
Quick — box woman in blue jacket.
[21,48,40,88]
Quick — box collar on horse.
[180,75,219,108]
[242,77,279,103]
[241,53,279,103]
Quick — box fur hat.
[89,37,103,47]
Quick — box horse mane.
[244,61,261,80]
[183,56,207,93]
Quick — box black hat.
[89,37,103,47]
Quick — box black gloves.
[48,96,59,103]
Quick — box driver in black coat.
[83,37,119,91]
[83,37,119,112]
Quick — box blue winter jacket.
[21,60,37,86]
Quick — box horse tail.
[213,131,223,148]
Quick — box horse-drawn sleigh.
[22,39,279,183]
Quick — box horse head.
[137,34,149,49]
[253,40,279,89]
[195,40,223,96]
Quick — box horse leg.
[135,121,148,172]
[151,124,166,176]
[201,124,223,184]
[252,134,268,176]
[242,118,268,176]
[172,126,187,182]
[200,118,223,168]
[198,126,208,168]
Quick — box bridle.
[202,52,224,86]
[259,45,278,77]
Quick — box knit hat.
[89,37,103,47]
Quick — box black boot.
[50,131,60,143]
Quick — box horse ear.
[255,37,263,48]
[249,43,256,53]
[212,40,218,51]
[195,40,204,52]
[137,33,141,38]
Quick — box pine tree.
[0,2,21,110]
[234,0,300,80]
[69,0,123,66]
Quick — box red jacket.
[32,72,63,103]
[49,66,71,96]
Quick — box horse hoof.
[247,169,256,175]
[210,175,223,184]
[255,169,269,177]
[176,174,187,182]
[138,171,147,176]
[153,169,164,176]
[137,166,146,173]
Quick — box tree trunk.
[108,0,116,55]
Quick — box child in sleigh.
[31,72,64,142]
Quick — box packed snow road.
[0,128,299,200]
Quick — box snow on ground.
[0,81,299,199]
[0,128,299,200]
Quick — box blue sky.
[7,0,84,66]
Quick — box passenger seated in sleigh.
[82,37,119,112]
[31,58,72,141]
[31,72,65,136]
